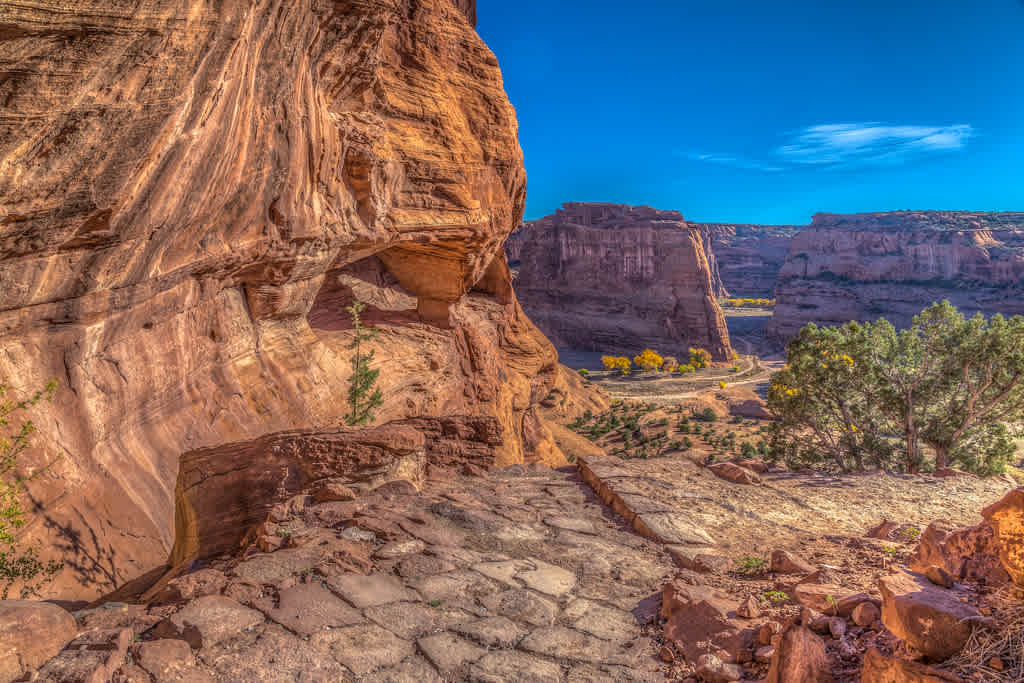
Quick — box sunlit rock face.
[767,211,1024,342]
[0,0,569,599]
[694,223,800,298]
[514,203,734,361]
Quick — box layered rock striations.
[514,203,733,360]
[695,223,799,297]
[768,211,1024,341]
[0,0,574,599]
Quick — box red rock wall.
[695,223,799,298]
[0,0,568,599]
[767,212,1024,341]
[515,203,733,360]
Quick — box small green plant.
[882,545,898,558]
[344,301,384,426]
[762,590,789,605]
[825,594,839,614]
[1,380,63,599]
[900,526,921,541]
[736,556,767,575]
[428,599,443,608]
[696,408,718,422]
[577,368,589,377]
[275,527,293,538]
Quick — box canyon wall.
[768,211,1024,341]
[0,0,573,599]
[695,223,799,297]
[515,203,733,360]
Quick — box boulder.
[878,570,981,661]
[981,487,1024,586]
[924,565,955,589]
[860,647,963,682]
[835,592,881,617]
[769,549,815,575]
[793,583,845,614]
[31,627,133,683]
[152,595,264,650]
[150,569,227,604]
[308,479,358,503]
[708,462,761,485]
[765,622,831,683]
[736,595,762,619]
[695,653,743,682]
[0,600,77,682]
[909,519,1009,586]
[667,547,732,574]
[660,577,754,663]
[851,601,881,626]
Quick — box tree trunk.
[933,444,951,469]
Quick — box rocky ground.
[7,439,1021,682]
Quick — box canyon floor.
[29,410,1019,682]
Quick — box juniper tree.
[344,301,384,426]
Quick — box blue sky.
[477,0,1024,224]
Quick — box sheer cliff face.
[515,204,733,360]
[696,224,799,298]
[768,212,1024,341]
[0,0,564,598]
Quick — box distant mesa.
[512,203,734,361]
[767,210,1024,341]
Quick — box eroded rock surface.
[514,203,733,360]
[768,211,1024,341]
[0,0,578,599]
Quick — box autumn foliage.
[633,349,664,372]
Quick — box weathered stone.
[310,623,414,675]
[695,653,743,682]
[544,515,599,535]
[1,0,569,602]
[517,561,577,597]
[981,487,1024,585]
[260,582,363,635]
[879,570,981,660]
[374,539,426,560]
[909,520,1009,585]
[202,623,351,681]
[860,647,963,682]
[562,599,639,641]
[326,573,419,608]
[469,651,565,682]
[33,628,133,683]
[769,549,815,575]
[736,595,762,619]
[851,601,881,626]
[152,595,264,649]
[454,617,528,649]
[708,462,761,486]
[480,589,559,627]
[417,632,486,675]
[309,479,357,503]
[793,583,845,614]
[0,600,78,682]
[363,601,468,640]
[835,592,881,617]
[667,547,732,574]
[660,578,754,663]
[151,569,228,604]
[925,565,955,589]
[361,656,443,683]
[132,638,213,682]
[634,512,715,546]
[765,622,831,683]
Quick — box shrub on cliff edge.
[0,380,63,599]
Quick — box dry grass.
[945,587,1024,682]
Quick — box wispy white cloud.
[686,122,974,172]
[776,123,974,166]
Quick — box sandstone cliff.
[768,211,1024,341]
[695,223,799,298]
[514,203,733,360]
[0,0,575,599]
